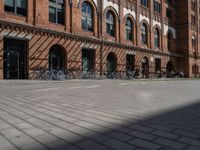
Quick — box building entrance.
[3,38,27,79]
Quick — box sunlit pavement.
[0,79,200,150]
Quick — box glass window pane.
[49,0,64,24]
[4,0,15,13]
[82,16,87,30]
[17,0,27,16]
[57,9,64,24]
[82,2,93,31]
[4,0,14,6]
[17,0,26,8]
[49,7,56,22]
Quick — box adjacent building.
[0,0,199,79]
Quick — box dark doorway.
[155,58,161,73]
[49,45,65,70]
[166,61,175,73]
[107,53,117,73]
[3,38,27,79]
[82,49,95,72]
[141,57,149,78]
[126,54,135,72]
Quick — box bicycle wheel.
[45,71,53,80]
[57,71,65,80]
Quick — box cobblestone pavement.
[0,79,200,150]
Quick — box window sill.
[5,11,27,18]
[49,22,65,27]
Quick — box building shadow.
[18,99,200,150]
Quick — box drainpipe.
[69,0,73,33]
[33,0,36,26]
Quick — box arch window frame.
[192,36,196,49]
[106,11,115,36]
[141,23,148,45]
[107,53,117,73]
[167,31,173,51]
[154,28,160,48]
[82,1,93,32]
[49,45,65,70]
[126,18,133,41]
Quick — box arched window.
[167,31,173,51]
[107,53,117,73]
[192,36,196,50]
[154,28,160,48]
[82,2,93,31]
[126,18,133,41]
[106,11,115,36]
[141,23,148,45]
[49,45,65,70]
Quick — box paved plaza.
[0,79,200,150]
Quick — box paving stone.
[174,130,199,138]
[17,141,49,150]
[0,135,18,150]
[148,124,173,132]
[152,130,179,139]
[0,122,13,130]
[107,131,133,141]
[15,122,34,129]
[129,138,161,150]
[186,146,200,150]
[104,139,136,150]
[0,128,24,138]
[179,137,200,147]
[77,139,103,150]
[24,128,47,137]
[129,131,157,141]
[155,137,187,149]
[130,125,154,133]
[89,133,111,143]
[48,127,84,143]
[35,133,61,146]
[47,140,80,150]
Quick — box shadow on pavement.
[35,100,200,150]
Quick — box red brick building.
[0,0,199,79]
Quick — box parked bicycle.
[45,69,66,80]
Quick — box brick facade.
[0,0,198,79]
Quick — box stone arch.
[124,13,136,25]
[107,52,117,73]
[78,0,97,12]
[140,20,149,46]
[124,14,136,42]
[153,25,161,49]
[104,6,119,37]
[103,6,119,19]
[49,45,66,70]
[166,29,175,39]
[167,30,173,51]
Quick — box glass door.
[4,49,20,79]
[4,39,27,80]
